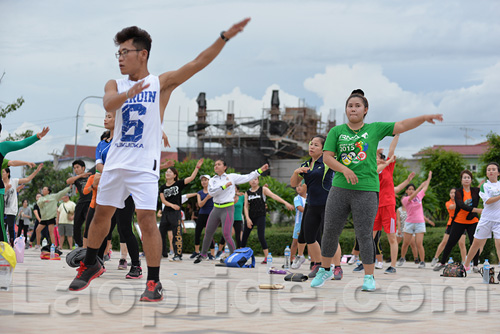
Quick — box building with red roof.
[412,141,489,173]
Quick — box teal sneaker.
[361,274,376,292]
[310,268,333,288]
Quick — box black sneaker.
[140,280,163,302]
[169,255,182,262]
[308,264,321,278]
[208,254,215,260]
[414,258,420,264]
[118,258,128,270]
[190,251,199,259]
[126,265,143,279]
[215,250,223,259]
[194,254,207,264]
[353,263,364,272]
[384,266,396,274]
[68,261,105,291]
[433,263,446,272]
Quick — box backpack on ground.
[441,262,466,277]
[224,247,255,268]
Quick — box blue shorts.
[292,220,301,239]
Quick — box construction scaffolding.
[179,90,335,173]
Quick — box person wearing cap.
[191,174,214,259]
[56,194,76,249]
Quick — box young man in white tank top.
[69,18,251,302]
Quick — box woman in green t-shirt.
[310,90,442,291]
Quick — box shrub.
[111,222,498,263]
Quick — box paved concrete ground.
[1,249,499,333]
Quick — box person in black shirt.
[159,158,203,260]
[241,177,294,264]
[30,193,49,248]
[66,160,92,247]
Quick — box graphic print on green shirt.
[324,122,394,192]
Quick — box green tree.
[0,97,24,119]
[18,161,74,204]
[0,96,36,140]
[419,148,467,219]
[480,132,500,176]
[394,158,440,220]
[258,175,296,219]
[158,158,295,219]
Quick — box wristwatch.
[220,31,229,42]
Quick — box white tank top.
[104,74,162,177]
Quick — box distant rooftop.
[413,141,489,158]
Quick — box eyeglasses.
[115,49,143,59]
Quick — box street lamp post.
[74,96,103,161]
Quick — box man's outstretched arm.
[159,18,251,93]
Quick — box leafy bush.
[112,222,498,263]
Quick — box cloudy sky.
[1,0,499,177]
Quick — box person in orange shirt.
[430,188,467,266]
[434,170,482,272]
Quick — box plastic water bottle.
[284,245,291,269]
[214,243,219,256]
[448,257,453,265]
[14,236,25,263]
[50,244,56,259]
[224,244,230,256]
[41,239,48,247]
[483,259,490,284]
[0,256,13,291]
[267,253,273,273]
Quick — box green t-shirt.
[324,122,395,192]
[234,195,244,221]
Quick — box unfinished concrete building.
[179,90,335,180]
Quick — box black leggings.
[5,215,16,245]
[73,201,90,247]
[220,220,243,249]
[303,205,325,245]
[297,205,309,244]
[18,220,29,244]
[353,230,382,256]
[84,207,95,239]
[98,196,140,266]
[241,215,268,250]
[194,213,214,249]
[30,220,49,243]
[439,221,479,266]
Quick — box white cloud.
[303,61,500,157]
[160,85,302,149]
[1,0,499,170]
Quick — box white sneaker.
[430,257,439,267]
[375,261,383,270]
[348,255,359,265]
[291,255,306,269]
